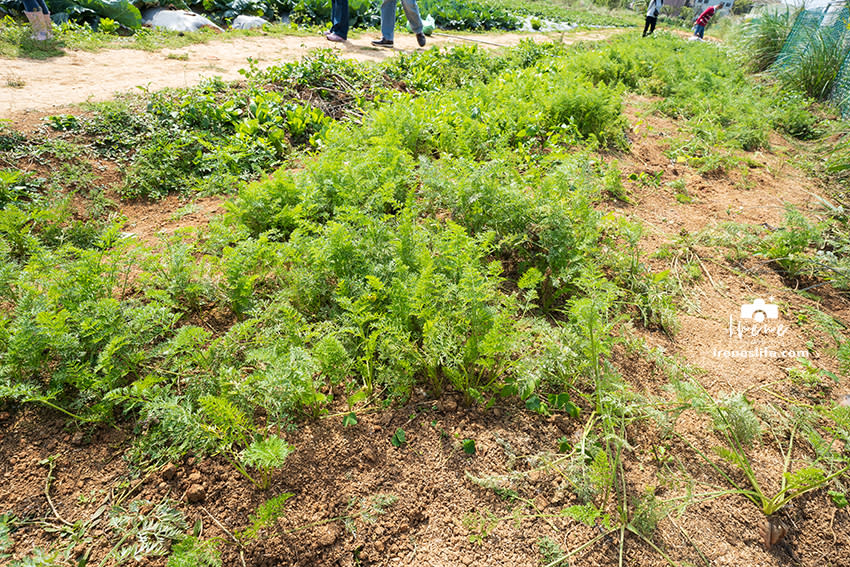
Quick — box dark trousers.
[331,0,349,39]
[643,16,657,36]
[22,0,49,13]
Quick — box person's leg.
[330,0,349,39]
[400,0,423,34]
[21,0,47,40]
[36,0,52,39]
[649,16,656,34]
[380,0,396,41]
[695,24,704,38]
[643,16,651,36]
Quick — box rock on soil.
[186,484,206,503]
[315,524,340,547]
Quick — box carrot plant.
[197,395,294,490]
[3,36,838,518]
[672,379,850,547]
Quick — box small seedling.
[462,509,499,544]
[342,412,358,427]
[0,513,15,555]
[667,179,693,203]
[538,536,568,566]
[628,170,663,188]
[4,75,25,88]
[167,536,221,567]
[46,114,80,131]
[462,439,476,455]
[829,490,848,508]
[237,492,294,541]
[391,428,406,447]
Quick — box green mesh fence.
[772,3,850,114]
[823,4,850,40]
[832,52,850,118]
[773,8,826,69]
[826,6,850,117]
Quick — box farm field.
[1,10,850,567]
[0,28,618,116]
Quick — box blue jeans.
[22,0,49,13]
[694,24,705,38]
[381,0,422,41]
[331,0,349,39]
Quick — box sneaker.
[416,33,426,47]
[326,32,346,42]
[371,37,394,48]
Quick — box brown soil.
[120,193,227,245]
[0,29,619,119]
[2,33,850,567]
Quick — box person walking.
[326,0,349,42]
[371,0,426,48]
[22,0,53,41]
[693,4,721,39]
[643,0,663,36]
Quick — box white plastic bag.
[408,14,435,35]
[422,14,435,36]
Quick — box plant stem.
[43,458,74,527]
[563,528,618,559]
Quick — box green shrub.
[417,0,518,30]
[761,206,824,277]
[770,90,821,140]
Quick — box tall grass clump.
[826,130,850,185]
[775,27,848,100]
[736,7,797,72]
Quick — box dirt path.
[0,29,617,118]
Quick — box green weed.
[537,536,568,567]
[105,500,188,565]
[167,537,221,567]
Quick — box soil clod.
[186,483,206,504]
[161,463,177,480]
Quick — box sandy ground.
[0,29,617,118]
